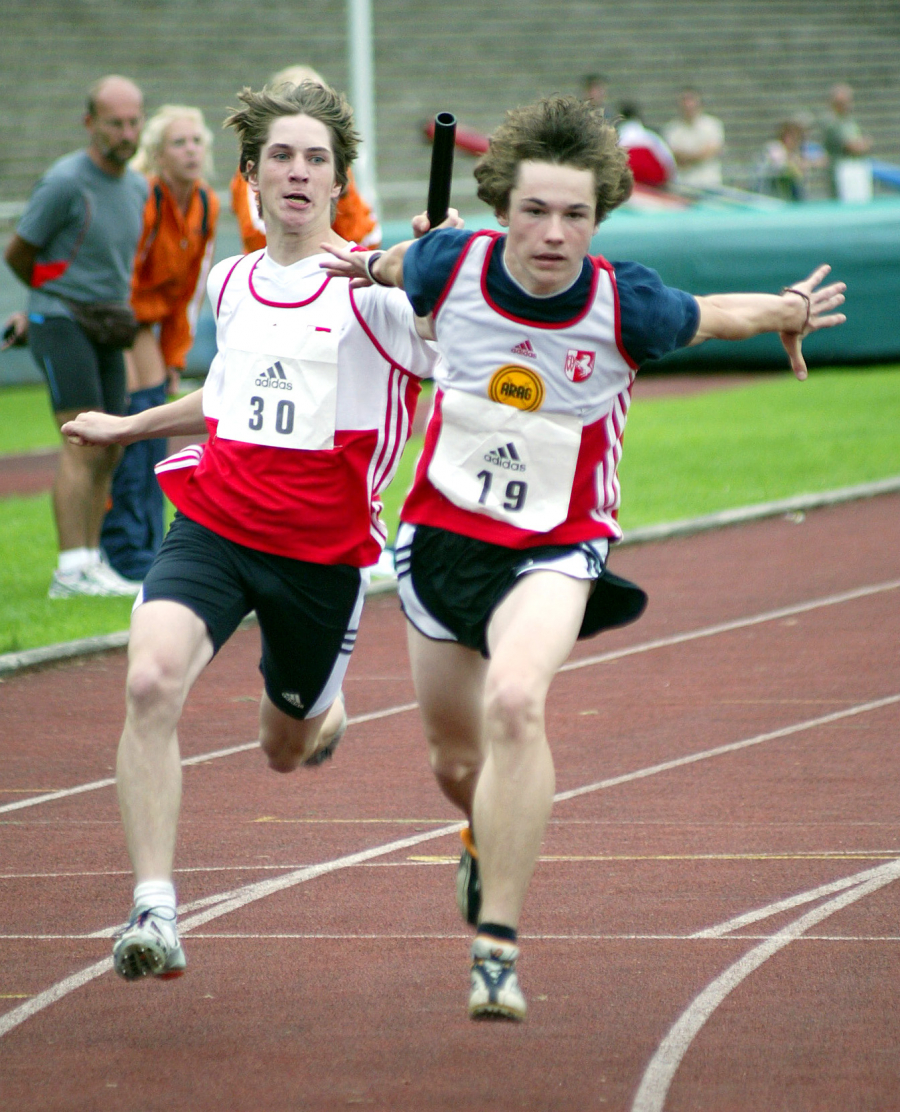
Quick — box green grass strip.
[1,366,898,654]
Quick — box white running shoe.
[468,935,527,1021]
[47,569,101,598]
[113,905,187,980]
[48,562,141,599]
[81,559,142,597]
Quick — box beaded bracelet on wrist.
[780,286,811,330]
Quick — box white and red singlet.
[156,249,437,566]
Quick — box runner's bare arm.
[61,387,207,446]
[319,209,462,289]
[691,265,846,381]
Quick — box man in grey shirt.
[4,74,148,597]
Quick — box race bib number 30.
[427,389,582,532]
[216,331,338,451]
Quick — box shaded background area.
[3,1,900,383]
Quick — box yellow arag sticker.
[487,364,545,411]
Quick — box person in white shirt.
[664,87,725,189]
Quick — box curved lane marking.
[2,693,898,1040]
[2,580,897,818]
[631,860,900,1112]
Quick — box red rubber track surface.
[1,491,899,1112]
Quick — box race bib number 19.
[216,330,339,451]
[427,389,582,532]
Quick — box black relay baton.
[426,112,457,228]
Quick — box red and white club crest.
[564,349,595,382]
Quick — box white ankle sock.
[57,548,92,574]
[134,880,177,915]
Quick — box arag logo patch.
[488,364,545,412]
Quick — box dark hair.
[224,81,359,191]
[474,95,632,223]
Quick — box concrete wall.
[2,1,900,218]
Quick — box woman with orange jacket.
[101,105,219,580]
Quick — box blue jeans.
[100,383,167,580]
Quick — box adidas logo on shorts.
[483,442,526,471]
[281,692,304,709]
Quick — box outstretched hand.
[779,264,846,381]
[318,244,374,287]
[61,411,133,447]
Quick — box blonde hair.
[269,64,326,91]
[132,105,214,178]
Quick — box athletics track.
[1,474,899,1110]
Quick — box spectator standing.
[581,73,612,120]
[758,119,812,202]
[231,64,381,252]
[822,83,873,203]
[100,105,220,581]
[664,87,725,189]
[3,75,147,597]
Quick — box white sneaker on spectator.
[48,568,107,598]
[82,559,142,597]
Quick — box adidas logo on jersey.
[281,691,304,709]
[483,441,526,472]
[255,361,293,390]
[510,339,537,359]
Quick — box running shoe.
[456,825,481,927]
[48,569,100,598]
[112,905,187,980]
[82,559,142,597]
[468,935,526,1021]
[303,693,347,766]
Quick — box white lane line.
[0,702,418,817]
[555,694,900,804]
[3,581,898,819]
[631,859,900,1112]
[690,862,900,938]
[6,932,900,944]
[3,693,898,1039]
[560,579,900,675]
[0,823,464,1039]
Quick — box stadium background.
[2,0,900,380]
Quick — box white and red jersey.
[402,231,638,548]
[156,249,436,566]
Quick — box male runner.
[322,93,847,1020]
[62,81,439,981]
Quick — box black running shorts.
[138,513,367,719]
[28,314,127,415]
[395,522,647,657]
